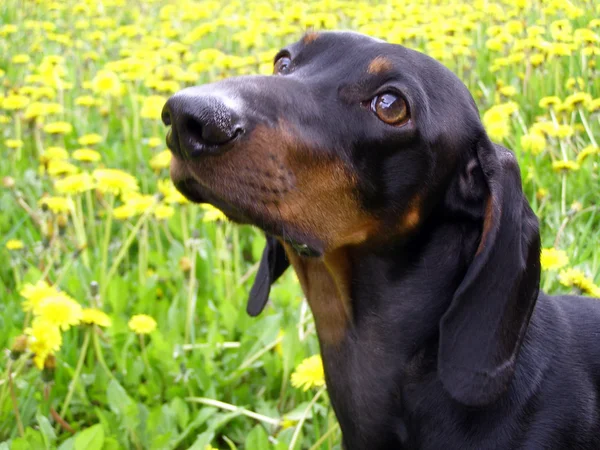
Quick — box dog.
[162,31,600,449]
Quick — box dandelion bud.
[179,256,192,272]
[41,354,56,382]
[2,176,15,188]
[90,281,99,297]
[10,335,28,360]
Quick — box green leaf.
[170,397,190,430]
[57,437,75,450]
[36,412,56,447]
[74,424,105,450]
[187,431,214,450]
[245,425,270,450]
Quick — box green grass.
[0,0,599,448]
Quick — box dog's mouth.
[172,173,323,257]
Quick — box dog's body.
[162,31,600,449]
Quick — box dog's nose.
[162,92,244,158]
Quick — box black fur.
[163,32,600,449]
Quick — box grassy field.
[1,0,599,448]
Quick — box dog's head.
[163,31,541,407]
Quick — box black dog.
[162,31,600,449]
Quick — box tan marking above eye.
[371,93,409,125]
[302,31,320,45]
[367,56,393,74]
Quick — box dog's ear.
[247,235,289,316]
[438,135,541,407]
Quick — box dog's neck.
[285,213,481,370]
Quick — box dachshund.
[162,31,600,449]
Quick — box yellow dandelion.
[35,293,83,330]
[552,160,580,173]
[25,318,62,370]
[6,239,24,250]
[564,92,592,111]
[43,121,73,135]
[46,160,79,177]
[520,132,545,155]
[547,125,574,139]
[2,95,30,111]
[92,168,139,196]
[201,204,227,222]
[128,314,157,334]
[92,70,122,97]
[81,308,112,327]
[5,139,24,149]
[75,95,101,107]
[559,268,600,297]
[154,204,175,220]
[540,248,569,271]
[291,354,325,391]
[72,148,101,162]
[41,146,69,162]
[20,281,60,313]
[140,95,167,120]
[536,188,549,200]
[39,196,74,214]
[157,178,188,204]
[539,96,562,109]
[112,194,155,220]
[149,150,171,170]
[147,137,163,148]
[54,172,95,195]
[588,98,600,113]
[577,145,598,163]
[77,133,103,146]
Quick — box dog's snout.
[162,92,243,159]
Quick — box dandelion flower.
[2,95,30,111]
[92,70,122,97]
[20,281,60,312]
[540,248,569,271]
[77,133,103,146]
[128,314,157,334]
[81,308,112,327]
[25,318,62,369]
[539,96,562,109]
[576,145,598,163]
[72,148,101,162]
[93,168,139,196]
[147,137,163,148]
[201,204,227,222]
[559,268,600,297]
[6,239,24,250]
[564,92,592,110]
[140,95,167,120]
[46,160,79,177]
[291,354,325,391]
[43,121,73,135]
[75,95,101,107]
[54,172,95,195]
[5,139,24,149]
[39,196,74,214]
[41,146,69,162]
[35,292,83,330]
[520,133,545,155]
[154,204,175,220]
[552,160,580,173]
[149,150,171,170]
[157,178,188,204]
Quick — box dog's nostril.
[184,116,205,147]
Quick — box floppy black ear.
[438,136,541,406]
[247,235,289,316]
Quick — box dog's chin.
[172,177,324,257]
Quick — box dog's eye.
[371,93,408,125]
[274,56,292,75]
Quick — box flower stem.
[59,328,91,419]
[92,327,114,379]
[289,386,327,450]
[139,334,151,372]
[185,244,197,345]
[8,360,25,437]
[578,107,598,148]
[185,396,281,426]
[100,193,115,289]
